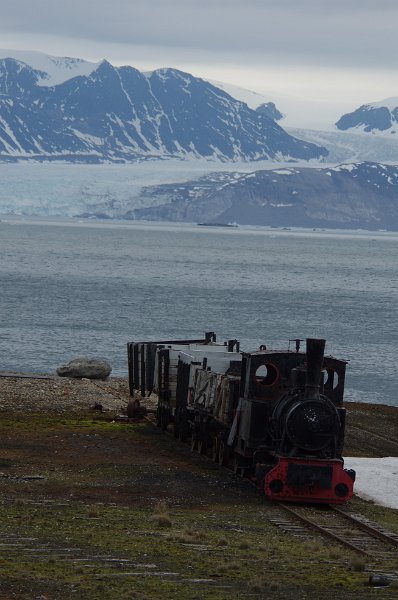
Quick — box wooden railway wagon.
[127,331,216,398]
[127,332,240,429]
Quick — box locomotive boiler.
[127,334,355,504]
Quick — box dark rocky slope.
[131,162,398,230]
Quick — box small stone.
[91,402,103,411]
[56,357,112,380]
[115,415,129,421]
[368,574,391,587]
[127,398,147,420]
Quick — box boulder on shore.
[56,357,112,380]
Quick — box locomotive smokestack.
[305,338,325,399]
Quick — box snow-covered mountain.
[336,97,398,134]
[0,51,326,163]
[131,161,398,230]
[203,78,398,161]
[0,49,99,86]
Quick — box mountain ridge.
[0,52,326,163]
[336,97,398,135]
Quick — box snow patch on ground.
[345,457,398,510]
[331,163,357,172]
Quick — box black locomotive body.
[127,335,355,504]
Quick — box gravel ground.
[0,373,397,458]
[0,373,130,414]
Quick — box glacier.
[0,159,286,218]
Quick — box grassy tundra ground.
[0,375,397,599]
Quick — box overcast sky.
[1,0,397,127]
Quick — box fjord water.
[0,219,396,406]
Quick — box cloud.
[1,0,397,115]
[1,0,398,70]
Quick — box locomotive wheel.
[191,435,198,452]
[158,407,170,431]
[174,411,189,442]
[178,424,188,443]
[211,437,220,462]
[156,407,162,429]
[156,409,161,428]
[218,440,230,467]
[233,456,248,478]
[160,409,166,431]
[233,457,241,475]
[197,438,207,455]
[173,411,183,439]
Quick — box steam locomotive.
[127,333,355,504]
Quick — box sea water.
[0,218,397,406]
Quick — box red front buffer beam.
[264,457,355,504]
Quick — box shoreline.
[1,369,397,411]
[3,214,398,236]
[0,372,397,457]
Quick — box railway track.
[143,405,398,557]
[104,394,398,582]
[267,502,398,581]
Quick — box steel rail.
[330,506,398,548]
[280,504,374,557]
